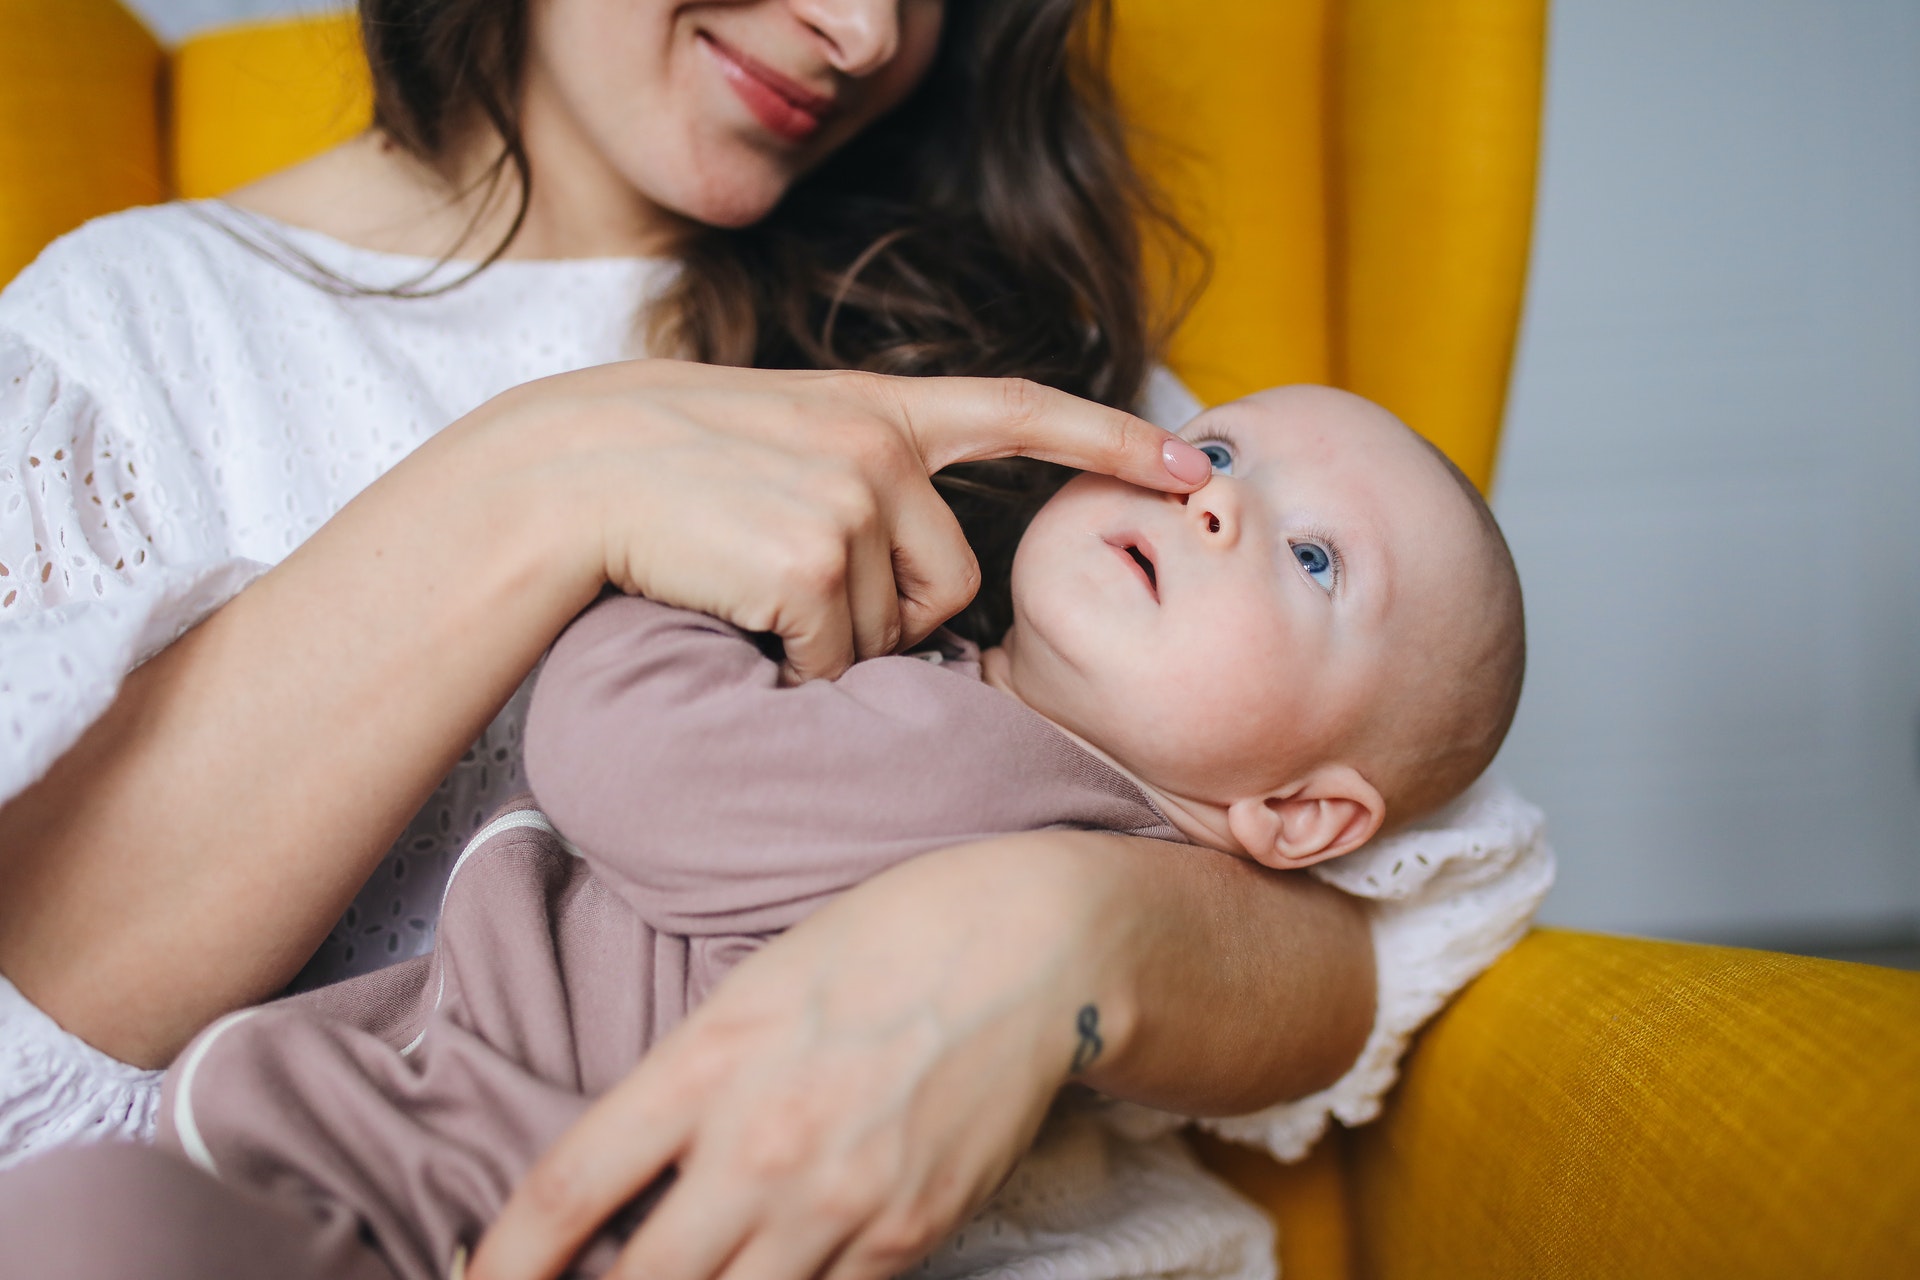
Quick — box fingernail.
[1162,437,1211,485]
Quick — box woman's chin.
[658,163,796,231]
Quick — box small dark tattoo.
[1069,1003,1104,1074]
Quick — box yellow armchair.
[4,4,1917,1277]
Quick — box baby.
[0,386,1523,1280]
[978,383,1524,865]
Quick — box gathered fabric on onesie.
[0,202,1551,1278]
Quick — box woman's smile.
[697,29,838,142]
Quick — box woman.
[0,1,1550,1276]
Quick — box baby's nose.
[1183,487,1237,543]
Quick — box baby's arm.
[524,594,1064,935]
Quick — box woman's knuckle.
[812,1169,883,1226]
[830,368,887,402]
[996,377,1046,433]
[958,556,983,598]
[777,533,848,593]
[644,1065,709,1119]
[735,1126,809,1181]
[857,1211,939,1268]
[519,1160,587,1224]
[925,573,976,620]
[822,472,881,530]
[827,419,907,484]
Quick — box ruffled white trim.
[0,973,162,1170]
[1104,776,1555,1161]
[1311,772,1548,903]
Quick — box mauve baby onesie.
[5,595,1182,1280]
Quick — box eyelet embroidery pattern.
[2,202,666,800]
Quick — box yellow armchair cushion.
[1347,929,1920,1277]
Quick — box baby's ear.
[1226,766,1385,871]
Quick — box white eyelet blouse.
[0,202,1553,1278]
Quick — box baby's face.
[998,386,1477,808]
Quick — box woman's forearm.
[1059,833,1376,1115]
[852,830,1376,1117]
[0,407,600,1067]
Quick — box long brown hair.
[359,0,1202,640]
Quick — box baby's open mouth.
[1125,544,1157,590]
[1106,535,1159,602]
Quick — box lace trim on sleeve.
[0,974,161,1170]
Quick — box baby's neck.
[976,646,1244,857]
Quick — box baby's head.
[983,385,1524,869]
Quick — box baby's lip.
[1104,532,1159,602]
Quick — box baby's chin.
[1085,716,1284,805]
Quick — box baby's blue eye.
[1196,441,1234,475]
[1292,540,1335,590]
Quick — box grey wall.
[1493,0,1920,943]
[126,0,1920,944]
[121,0,335,45]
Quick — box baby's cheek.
[1160,636,1298,767]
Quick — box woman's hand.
[469,833,1376,1280]
[471,836,1101,1280]
[468,361,1215,682]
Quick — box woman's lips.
[698,32,834,143]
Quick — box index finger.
[856,373,1214,492]
[469,1061,692,1280]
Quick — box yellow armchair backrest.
[0,0,1543,490]
[169,14,372,201]
[0,0,166,290]
[1111,0,1545,489]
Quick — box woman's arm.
[0,395,600,1067]
[1043,831,1376,1115]
[0,362,1206,1067]
[473,828,1373,1280]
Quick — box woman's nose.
[789,0,901,76]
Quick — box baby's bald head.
[1351,434,1525,829]
[1211,387,1524,829]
